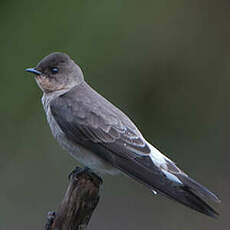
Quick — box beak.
[25,67,41,75]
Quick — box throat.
[42,88,70,108]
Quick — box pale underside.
[40,83,219,218]
[42,89,182,180]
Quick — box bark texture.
[45,167,102,230]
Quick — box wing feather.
[50,83,151,158]
[50,82,219,217]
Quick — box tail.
[115,154,220,218]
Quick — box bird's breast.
[41,93,120,175]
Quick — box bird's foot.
[45,211,56,230]
[68,166,103,185]
[68,166,88,180]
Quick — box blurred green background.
[0,0,229,229]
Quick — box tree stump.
[45,167,103,230]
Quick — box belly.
[45,104,119,175]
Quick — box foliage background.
[0,1,229,229]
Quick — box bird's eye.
[51,67,59,74]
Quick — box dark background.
[0,0,229,229]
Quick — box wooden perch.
[45,167,103,230]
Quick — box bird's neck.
[41,88,71,110]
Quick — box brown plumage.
[26,52,220,218]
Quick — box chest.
[42,94,77,153]
[41,94,119,175]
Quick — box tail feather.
[180,186,219,218]
[178,174,221,203]
[115,155,219,218]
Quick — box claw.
[68,167,103,185]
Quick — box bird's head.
[26,52,84,93]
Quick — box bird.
[26,52,220,218]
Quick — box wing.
[50,82,219,218]
[50,82,151,159]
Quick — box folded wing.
[50,82,220,218]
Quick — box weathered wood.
[45,167,102,230]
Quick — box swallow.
[26,52,220,218]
